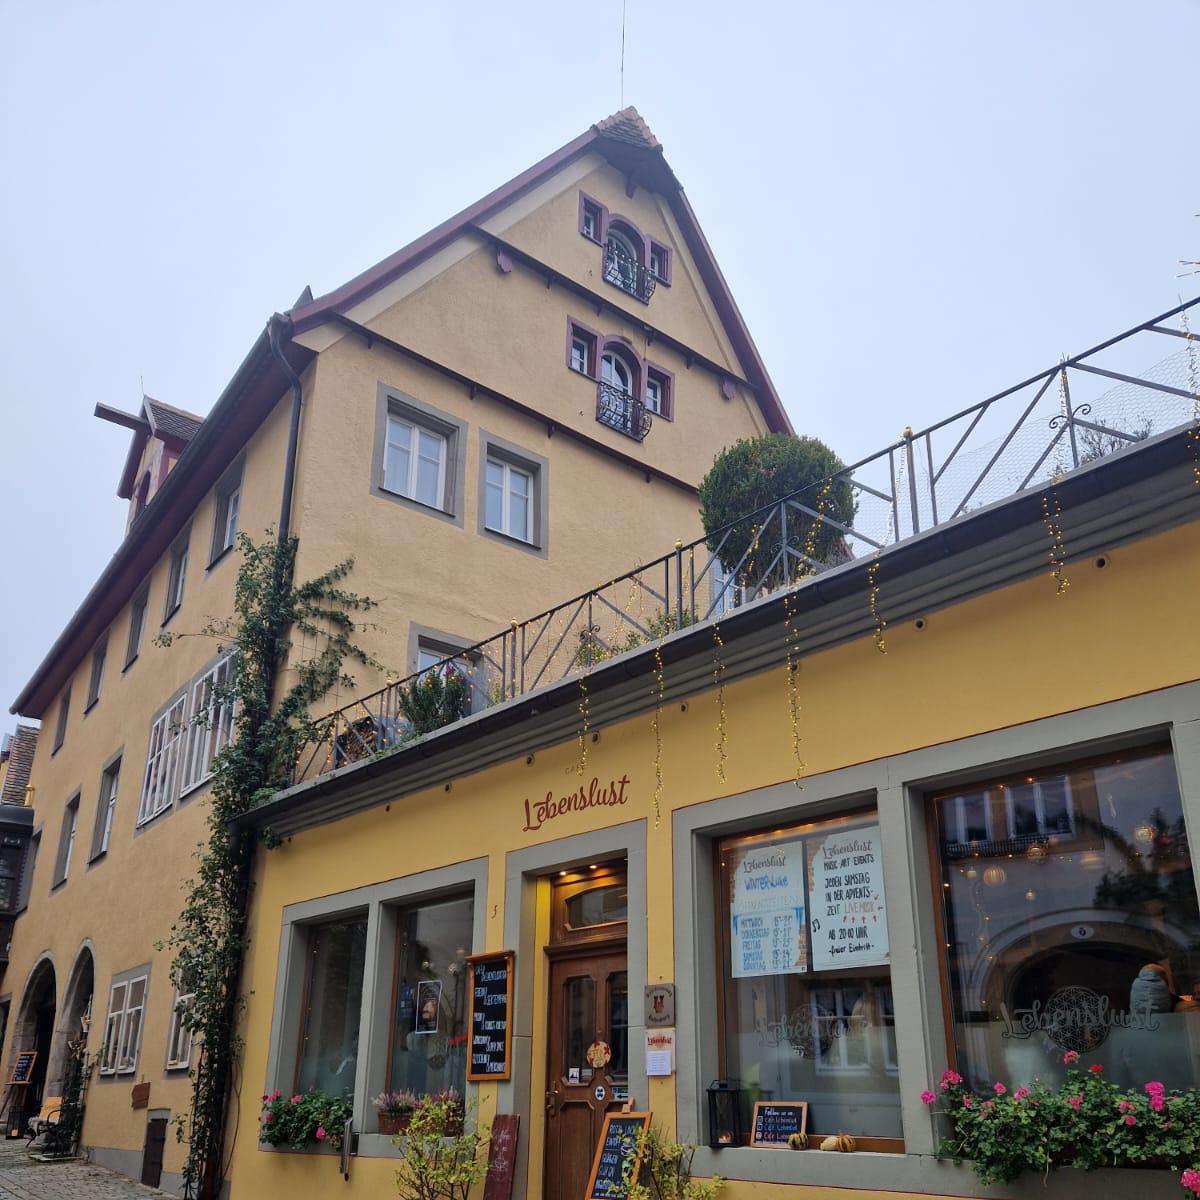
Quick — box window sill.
[87,850,108,867]
[179,777,212,804]
[122,654,139,674]
[161,605,181,628]
[49,878,67,893]
[83,698,100,716]
[135,806,174,832]
[50,744,64,758]
[207,543,235,572]
[480,525,544,558]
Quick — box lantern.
[982,866,1007,887]
[706,1080,742,1149]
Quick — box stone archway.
[6,955,56,1124]
[46,944,94,1099]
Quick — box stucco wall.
[1,393,295,1180]
[229,519,1200,1200]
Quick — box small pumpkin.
[786,1132,808,1151]
[819,1133,856,1153]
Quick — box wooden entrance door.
[544,947,629,1200]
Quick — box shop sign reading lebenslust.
[466,951,514,1081]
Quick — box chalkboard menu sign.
[585,1111,651,1199]
[7,1050,37,1086]
[466,951,514,1082]
[482,1113,520,1200]
[749,1100,808,1147]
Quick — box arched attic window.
[603,221,655,303]
[596,343,651,443]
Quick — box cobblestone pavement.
[0,1140,168,1199]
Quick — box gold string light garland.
[712,622,728,784]
[650,640,665,827]
[1183,307,1200,486]
[867,554,888,653]
[1044,366,1072,595]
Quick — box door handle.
[545,1087,558,1116]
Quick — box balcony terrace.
[290,296,1200,788]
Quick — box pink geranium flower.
[940,1068,963,1090]
[272,1089,282,1099]
[1182,1168,1200,1196]
[962,1095,973,1109]
[261,1111,274,1124]
[1067,1094,1083,1111]
[1062,1050,1080,1065]
[1089,1064,1104,1074]
[1144,1081,1164,1096]
[993,1082,1007,1095]
[920,1090,936,1105]
[1014,1087,1030,1100]
[1150,1096,1164,1113]
[1123,1115,1136,1127]
[315,1127,327,1141]
[291,1095,302,1104]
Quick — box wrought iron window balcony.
[602,244,656,303]
[596,381,652,442]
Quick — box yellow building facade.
[227,426,1200,1200]
[1,108,787,1190]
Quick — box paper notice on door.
[808,824,889,971]
[645,1028,675,1076]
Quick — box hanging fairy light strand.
[1043,366,1072,595]
[650,640,665,827]
[712,622,728,784]
[867,555,888,653]
[782,584,805,787]
[576,674,590,776]
[1182,307,1200,486]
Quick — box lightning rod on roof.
[620,0,626,107]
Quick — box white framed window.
[182,655,236,792]
[571,335,591,374]
[54,796,79,887]
[649,242,669,281]
[100,975,148,1076]
[92,757,121,860]
[139,696,187,825]
[85,636,107,710]
[164,536,189,621]
[125,588,148,668]
[1004,778,1075,839]
[166,990,194,1070]
[579,195,604,243]
[600,350,634,395]
[211,471,242,562]
[812,985,870,1075]
[485,458,533,543]
[383,416,447,509]
[645,375,663,414]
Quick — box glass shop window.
[295,916,368,1096]
[388,893,475,1098]
[933,745,1200,1093]
[717,808,901,1146]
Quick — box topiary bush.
[698,434,855,577]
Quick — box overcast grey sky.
[2,1,1197,718]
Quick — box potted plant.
[258,1089,353,1152]
[398,664,469,735]
[393,1093,488,1200]
[921,1055,1200,1188]
[623,1126,725,1200]
[373,1090,419,1136]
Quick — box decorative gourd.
[819,1133,856,1153]
[786,1132,808,1151]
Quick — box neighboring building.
[224,344,1200,1194]
[0,726,36,971]
[1,108,788,1190]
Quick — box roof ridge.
[593,105,661,150]
[143,395,205,424]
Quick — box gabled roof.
[113,395,205,499]
[0,724,37,807]
[12,108,788,719]
[289,107,790,434]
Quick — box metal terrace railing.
[290,297,1200,786]
[596,381,652,442]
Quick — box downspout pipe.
[267,313,304,542]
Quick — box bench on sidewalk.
[25,1096,61,1146]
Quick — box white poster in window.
[729,838,807,978]
[808,825,889,971]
